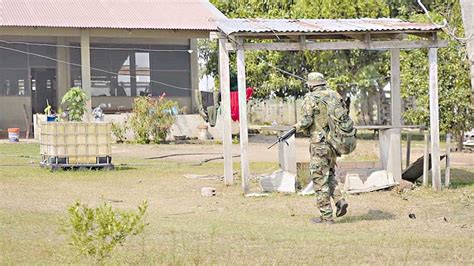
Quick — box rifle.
[267,127,296,149]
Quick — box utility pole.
[460,0,474,92]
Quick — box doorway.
[31,68,56,115]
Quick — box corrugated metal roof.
[0,0,225,30]
[217,18,442,35]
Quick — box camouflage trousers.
[309,142,341,220]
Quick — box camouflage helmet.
[306,72,326,87]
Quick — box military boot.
[336,199,349,217]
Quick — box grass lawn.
[0,143,473,264]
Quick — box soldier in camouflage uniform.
[294,72,349,224]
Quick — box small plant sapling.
[64,200,148,262]
[61,87,88,122]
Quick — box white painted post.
[423,132,430,187]
[56,37,70,108]
[445,133,451,187]
[236,44,249,194]
[390,48,402,182]
[379,129,390,171]
[80,29,92,119]
[190,39,199,112]
[406,132,412,169]
[460,0,474,92]
[219,37,233,185]
[429,48,442,191]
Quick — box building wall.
[0,96,31,130]
[0,40,57,131]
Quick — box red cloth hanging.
[230,88,253,121]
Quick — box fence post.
[445,133,451,188]
[423,132,430,187]
[406,132,412,169]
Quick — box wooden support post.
[80,29,92,120]
[190,39,199,112]
[57,37,70,108]
[293,99,298,124]
[445,133,451,187]
[406,132,412,169]
[429,48,442,191]
[219,37,233,185]
[236,43,249,194]
[390,48,402,182]
[423,132,430,187]
[22,104,30,139]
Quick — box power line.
[0,45,193,92]
[256,55,307,81]
[254,54,388,86]
[0,39,193,53]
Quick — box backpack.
[315,91,357,155]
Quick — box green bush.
[111,122,128,143]
[129,96,179,144]
[61,87,88,122]
[64,200,148,262]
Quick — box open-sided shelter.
[215,18,447,192]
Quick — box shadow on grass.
[59,166,138,171]
[338,209,395,223]
[112,166,138,171]
[446,168,474,188]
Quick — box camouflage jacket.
[295,85,342,143]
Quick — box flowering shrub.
[129,94,179,144]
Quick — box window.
[114,55,131,96]
[0,69,29,96]
[0,44,29,96]
[70,44,191,98]
[135,53,150,96]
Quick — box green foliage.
[205,0,473,137]
[65,200,148,262]
[129,96,179,144]
[400,4,473,137]
[232,135,240,144]
[206,0,390,100]
[61,87,88,122]
[111,122,128,143]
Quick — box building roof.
[0,0,225,31]
[217,18,442,36]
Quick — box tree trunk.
[460,0,474,92]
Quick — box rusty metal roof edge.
[216,18,443,36]
[0,0,222,31]
[0,24,218,31]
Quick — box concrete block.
[201,187,216,197]
[260,170,296,193]
[343,170,397,194]
[299,181,315,196]
[278,134,296,173]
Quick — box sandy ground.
[110,136,474,169]
[3,136,472,169]
[0,142,473,264]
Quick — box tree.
[204,0,473,140]
[400,3,473,149]
[207,0,390,102]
